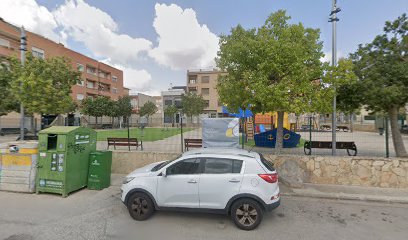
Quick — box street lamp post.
[20,27,27,141]
[329,0,341,155]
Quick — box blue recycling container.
[254,128,300,148]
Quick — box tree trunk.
[349,114,354,133]
[95,116,98,125]
[275,111,284,154]
[388,106,408,157]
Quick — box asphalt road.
[1,181,407,240]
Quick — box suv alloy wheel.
[231,198,263,230]
[127,192,155,221]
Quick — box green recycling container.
[88,151,112,190]
[36,126,96,197]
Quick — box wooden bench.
[304,141,357,156]
[107,137,143,150]
[337,126,349,132]
[184,138,202,151]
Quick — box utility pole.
[20,27,27,141]
[329,0,341,155]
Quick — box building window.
[77,63,84,72]
[201,88,210,95]
[76,94,84,100]
[0,38,10,48]
[32,47,45,59]
[99,71,108,78]
[201,76,210,83]
[189,75,197,84]
[77,80,85,86]
[164,100,173,106]
[87,66,97,75]
[204,100,210,108]
[112,88,118,94]
[86,81,94,89]
[174,100,182,108]
[188,87,197,93]
[112,75,118,82]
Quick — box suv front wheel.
[127,192,155,221]
[231,198,263,230]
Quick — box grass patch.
[96,127,194,141]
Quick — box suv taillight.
[258,173,278,183]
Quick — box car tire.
[231,198,263,230]
[127,192,155,221]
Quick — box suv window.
[259,153,275,171]
[167,158,200,175]
[203,158,243,174]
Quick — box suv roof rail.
[183,148,257,158]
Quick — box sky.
[1,0,407,96]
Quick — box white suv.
[121,148,280,230]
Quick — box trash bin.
[88,151,112,190]
[36,126,96,197]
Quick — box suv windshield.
[150,154,181,172]
[258,153,275,171]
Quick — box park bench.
[320,124,331,130]
[304,141,357,156]
[0,128,29,136]
[184,138,202,151]
[337,126,349,132]
[107,137,143,150]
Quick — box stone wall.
[264,155,408,188]
[111,151,408,188]
[112,151,179,174]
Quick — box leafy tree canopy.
[10,53,80,114]
[139,101,157,118]
[181,92,207,117]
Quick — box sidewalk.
[280,182,408,204]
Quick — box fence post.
[385,116,389,158]
[180,114,184,153]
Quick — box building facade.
[186,69,227,118]
[0,18,127,101]
[162,88,185,124]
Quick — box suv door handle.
[229,178,240,183]
[188,179,197,184]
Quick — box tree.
[164,105,178,126]
[0,57,19,116]
[350,14,408,157]
[80,96,111,125]
[181,92,207,122]
[216,10,326,153]
[115,96,132,127]
[139,101,157,123]
[10,53,80,114]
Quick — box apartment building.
[0,18,126,102]
[186,69,227,118]
[162,88,185,124]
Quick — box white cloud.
[0,0,63,43]
[53,0,152,66]
[149,3,219,70]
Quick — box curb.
[281,191,408,204]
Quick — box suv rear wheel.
[127,192,155,221]
[231,198,263,230]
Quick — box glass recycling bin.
[36,126,96,197]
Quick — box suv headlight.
[123,177,135,184]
